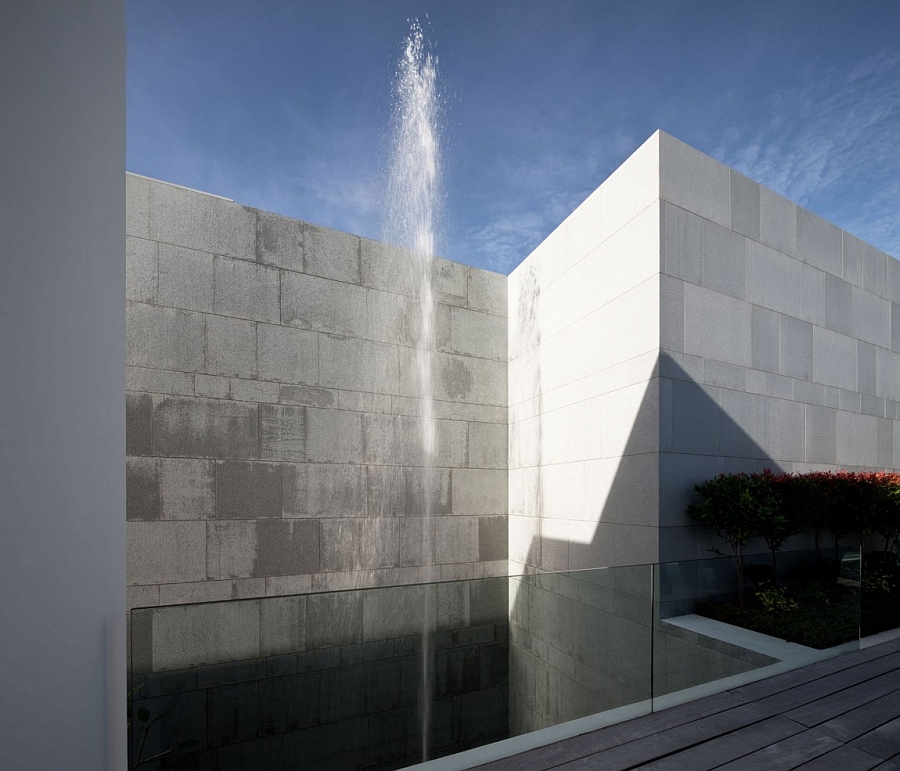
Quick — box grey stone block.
[148,179,257,260]
[214,255,280,323]
[126,173,150,238]
[257,519,319,577]
[887,254,900,304]
[702,359,745,390]
[793,379,826,406]
[319,518,400,572]
[319,335,399,394]
[878,418,894,467]
[257,210,303,272]
[216,460,283,519]
[404,350,506,407]
[307,590,363,649]
[468,421,507,469]
[660,133,730,227]
[836,411,879,467]
[435,516,479,563]
[338,390,392,413]
[126,236,158,303]
[360,517,401,569]
[151,600,260,672]
[126,392,153,455]
[366,288,415,347]
[759,186,797,256]
[862,240,888,296]
[800,263,826,326]
[779,315,813,380]
[159,458,215,520]
[470,577,508,626]
[858,341,877,395]
[660,275,685,353]
[452,468,508,517]
[257,323,317,385]
[259,403,305,461]
[127,520,206,586]
[152,395,259,459]
[684,283,751,367]
[479,516,508,562]
[670,379,720,455]
[127,365,195,396]
[467,268,507,316]
[434,258,468,306]
[158,243,214,313]
[159,579,235,606]
[876,346,900,401]
[437,418,469,468]
[730,170,760,240]
[840,389,861,413]
[362,585,428,641]
[206,314,257,378]
[771,397,805,460]
[282,271,366,336]
[663,202,703,284]
[449,307,506,361]
[207,520,257,579]
[702,220,746,300]
[861,394,886,418]
[853,286,891,349]
[283,463,367,518]
[797,208,842,276]
[279,384,336,408]
[893,303,900,354]
[194,373,230,399]
[319,519,362,572]
[843,231,865,286]
[746,241,801,316]
[399,516,434,566]
[126,302,205,372]
[824,272,854,336]
[305,407,364,464]
[405,466,452,516]
[260,595,306,657]
[719,389,768,460]
[304,222,361,284]
[361,413,421,466]
[365,465,404,518]
[127,456,160,521]
[229,378,279,403]
[750,305,779,373]
[360,238,419,297]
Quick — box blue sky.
[128,0,900,274]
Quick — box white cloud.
[715,50,900,256]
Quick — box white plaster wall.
[508,133,663,572]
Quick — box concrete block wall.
[126,174,508,609]
[507,134,663,573]
[657,132,900,561]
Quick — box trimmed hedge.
[689,469,900,608]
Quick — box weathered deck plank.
[471,639,900,771]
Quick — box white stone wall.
[508,130,900,570]
[658,133,900,561]
[507,134,663,572]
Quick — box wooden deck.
[473,637,900,771]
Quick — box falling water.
[383,20,442,760]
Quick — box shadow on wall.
[509,352,798,733]
[521,351,793,574]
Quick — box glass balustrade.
[128,544,896,771]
